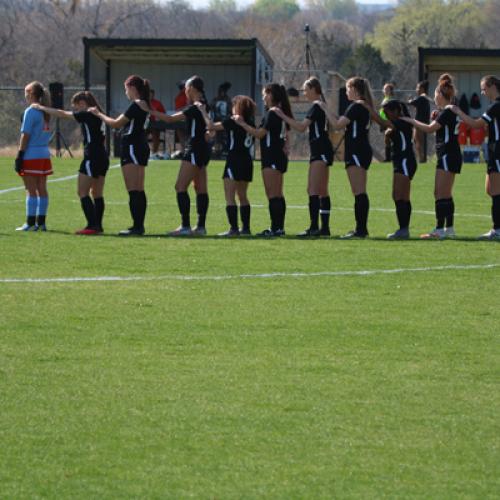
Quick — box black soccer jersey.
[122,102,149,140]
[482,97,500,143]
[344,102,371,146]
[73,111,106,151]
[435,108,460,154]
[306,102,329,145]
[260,110,286,156]
[409,95,431,123]
[223,118,254,155]
[390,119,414,159]
[183,105,207,145]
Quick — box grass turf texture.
[0,157,498,498]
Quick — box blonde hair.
[26,81,51,122]
[346,76,374,108]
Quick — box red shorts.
[20,158,53,177]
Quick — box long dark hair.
[27,81,51,123]
[383,99,410,118]
[125,75,151,106]
[186,75,209,111]
[264,83,293,129]
[71,91,103,113]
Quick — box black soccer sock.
[354,193,369,234]
[136,191,147,229]
[128,190,140,228]
[240,204,251,231]
[269,197,281,232]
[196,193,209,228]
[226,205,238,230]
[94,197,105,230]
[320,196,331,230]
[435,199,447,229]
[492,194,500,230]
[445,197,454,228]
[395,199,411,229]
[176,191,190,228]
[280,197,286,231]
[308,195,320,230]
[80,195,96,228]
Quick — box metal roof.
[84,38,274,66]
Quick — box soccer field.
[0,157,498,498]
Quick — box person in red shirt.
[173,81,188,157]
[149,89,166,159]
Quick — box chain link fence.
[0,83,435,160]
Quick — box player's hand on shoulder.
[445,104,458,113]
[270,106,282,115]
[431,109,439,120]
[88,107,99,116]
[31,103,42,110]
[232,114,243,124]
[137,100,150,112]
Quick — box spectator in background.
[380,82,395,161]
[409,80,432,162]
[148,89,166,159]
[172,81,187,158]
[211,82,232,158]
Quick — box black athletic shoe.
[272,229,286,237]
[319,227,331,237]
[340,229,368,239]
[119,227,144,236]
[256,228,274,237]
[297,228,321,238]
[239,228,252,236]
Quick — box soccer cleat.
[387,228,410,240]
[192,226,207,236]
[340,229,368,239]
[218,228,240,237]
[118,227,144,236]
[272,229,286,237]
[444,226,456,238]
[75,227,99,235]
[319,227,331,237]
[239,228,252,236]
[168,226,192,236]
[478,228,500,241]
[15,223,37,232]
[35,224,47,232]
[297,228,321,238]
[256,228,274,237]
[420,228,446,240]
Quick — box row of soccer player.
[14,73,500,240]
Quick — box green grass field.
[0,156,498,498]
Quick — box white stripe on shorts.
[129,145,139,165]
[321,154,327,163]
[352,154,361,167]
[227,167,234,179]
[271,164,277,170]
[85,160,92,176]
[191,153,196,166]
[402,158,409,177]
[442,154,449,172]
[496,159,500,172]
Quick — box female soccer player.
[320,76,374,238]
[199,95,256,236]
[271,77,333,237]
[447,75,500,240]
[33,91,109,235]
[15,81,52,231]
[91,75,150,236]
[366,100,417,239]
[234,83,293,237]
[403,74,462,239]
[146,76,211,236]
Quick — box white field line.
[1,263,498,284]
[0,166,489,219]
[0,163,121,195]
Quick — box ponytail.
[185,75,210,112]
[346,76,374,108]
[264,83,294,129]
[26,81,51,123]
[436,73,456,102]
[125,75,151,106]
